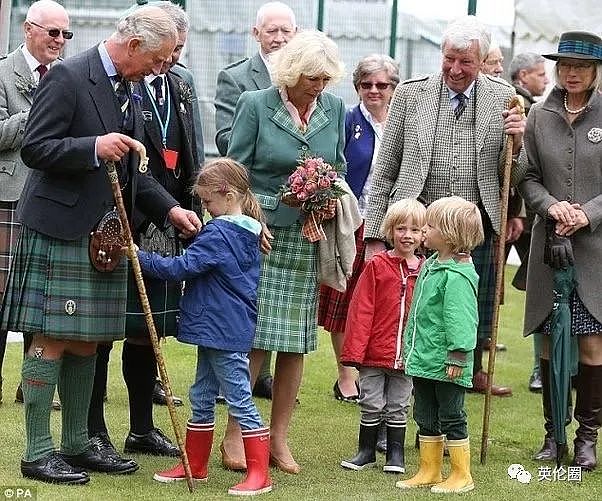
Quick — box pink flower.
[318,176,331,189]
[291,180,304,193]
[327,170,338,180]
[297,190,309,201]
[304,158,320,170]
[304,181,318,195]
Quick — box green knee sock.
[22,355,62,462]
[58,353,97,455]
[258,352,272,380]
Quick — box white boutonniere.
[15,75,37,97]
[178,80,194,105]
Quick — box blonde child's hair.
[426,196,484,254]
[193,158,264,223]
[379,198,427,246]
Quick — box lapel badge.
[354,124,362,140]
[65,300,76,316]
[142,111,152,122]
[587,127,602,144]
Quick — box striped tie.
[454,93,467,119]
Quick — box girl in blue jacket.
[397,197,484,494]
[137,158,271,496]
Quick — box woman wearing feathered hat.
[519,30,602,471]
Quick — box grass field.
[0,265,600,500]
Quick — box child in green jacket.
[397,196,484,494]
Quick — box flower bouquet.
[280,155,347,242]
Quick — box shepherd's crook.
[106,142,194,492]
[480,96,524,465]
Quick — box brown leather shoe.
[469,370,512,397]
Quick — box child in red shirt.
[340,199,426,473]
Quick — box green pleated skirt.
[253,223,319,354]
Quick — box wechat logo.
[507,464,532,484]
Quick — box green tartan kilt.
[254,222,319,354]
[125,271,182,338]
[0,226,127,342]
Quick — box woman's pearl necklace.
[564,93,587,114]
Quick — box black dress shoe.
[333,381,359,403]
[124,428,179,457]
[529,369,543,392]
[253,375,273,400]
[152,379,183,406]
[21,452,90,485]
[61,436,138,474]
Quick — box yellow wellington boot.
[430,438,474,493]
[396,435,444,489]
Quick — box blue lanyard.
[145,78,171,147]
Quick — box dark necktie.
[36,64,48,79]
[114,77,133,132]
[151,76,166,120]
[454,93,467,119]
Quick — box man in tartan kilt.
[0,0,71,406]
[87,0,201,460]
[0,6,201,485]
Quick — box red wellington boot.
[228,427,272,496]
[153,421,213,482]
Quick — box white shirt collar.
[447,80,476,101]
[20,44,47,81]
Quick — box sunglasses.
[359,82,392,90]
[28,20,73,40]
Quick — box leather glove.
[544,217,574,269]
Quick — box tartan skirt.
[125,271,182,338]
[0,226,127,341]
[317,223,366,333]
[253,222,319,354]
[0,201,21,297]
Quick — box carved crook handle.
[131,139,149,173]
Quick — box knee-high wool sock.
[87,344,111,437]
[122,342,156,434]
[22,355,62,461]
[58,353,97,454]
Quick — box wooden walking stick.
[480,96,524,465]
[105,142,194,492]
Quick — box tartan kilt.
[472,229,496,342]
[254,222,319,354]
[0,226,127,341]
[318,223,366,333]
[0,201,21,297]
[125,271,182,338]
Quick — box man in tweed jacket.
[364,16,527,396]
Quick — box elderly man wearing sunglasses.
[0,0,71,406]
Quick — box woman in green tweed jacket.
[223,30,346,474]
